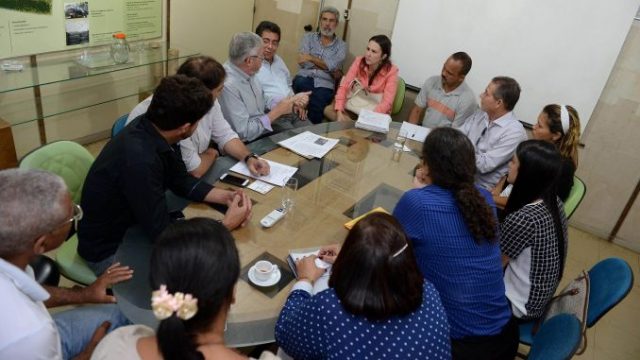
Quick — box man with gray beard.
[292,6,347,124]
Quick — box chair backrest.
[564,176,586,218]
[111,113,130,137]
[586,257,634,327]
[391,77,406,115]
[19,141,94,204]
[528,313,582,360]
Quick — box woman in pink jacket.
[325,34,399,122]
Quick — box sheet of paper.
[229,159,297,187]
[400,121,431,142]
[279,131,340,159]
[289,249,320,261]
[247,180,275,194]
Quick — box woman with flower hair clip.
[92,218,277,360]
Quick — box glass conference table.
[113,121,423,347]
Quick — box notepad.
[399,121,431,142]
[343,207,390,230]
[286,247,331,294]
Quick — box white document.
[355,109,392,133]
[400,121,431,142]
[229,159,297,187]
[278,131,340,159]
[247,180,275,194]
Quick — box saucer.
[248,265,281,287]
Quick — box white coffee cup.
[254,260,277,281]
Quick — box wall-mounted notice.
[0,0,162,59]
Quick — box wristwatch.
[244,152,259,163]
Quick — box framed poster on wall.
[0,0,162,59]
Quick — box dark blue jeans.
[292,75,335,124]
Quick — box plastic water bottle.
[110,33,130,64]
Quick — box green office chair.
[391,77,406,115]
[19,140,97,285]
[564,176,586,219]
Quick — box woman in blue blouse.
[393,127,518,360]
[275,213,451,360]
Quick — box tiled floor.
[74,139,639,359]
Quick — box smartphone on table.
[219,173,249,187]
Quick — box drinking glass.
[281,177,298,213]
[393,129,408,150]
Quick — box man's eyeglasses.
[64,204,83,231]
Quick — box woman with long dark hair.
[92,218,277,360]
[393,127,518,360]
[325,34,399,121]
[275,212,451,359]
[501,140,568,320]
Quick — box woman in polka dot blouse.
[275,213,451,359]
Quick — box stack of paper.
[278,131,339,159]
[399,121,431,142]
[229,159,297,187]
[355,109,392,133]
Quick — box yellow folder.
[343,207,390,230]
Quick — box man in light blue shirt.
[459,76,527,190]
[219,32,310,142]
[255,21,308,120]
[292,6,347,124]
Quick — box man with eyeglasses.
[219,32,310,142]
[458,76,527,190]
[0,168,132,359]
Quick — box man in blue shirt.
[292,6,347,124]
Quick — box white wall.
[391,0,640,130]
[170,0,254,61]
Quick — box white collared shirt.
[256,54,293,107]
[0,258,62,359]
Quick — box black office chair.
[30,255,60,286]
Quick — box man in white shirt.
[127,56,270,178]
[458,76,527,190]
[255,21,308,120]
[0,169,131,359]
